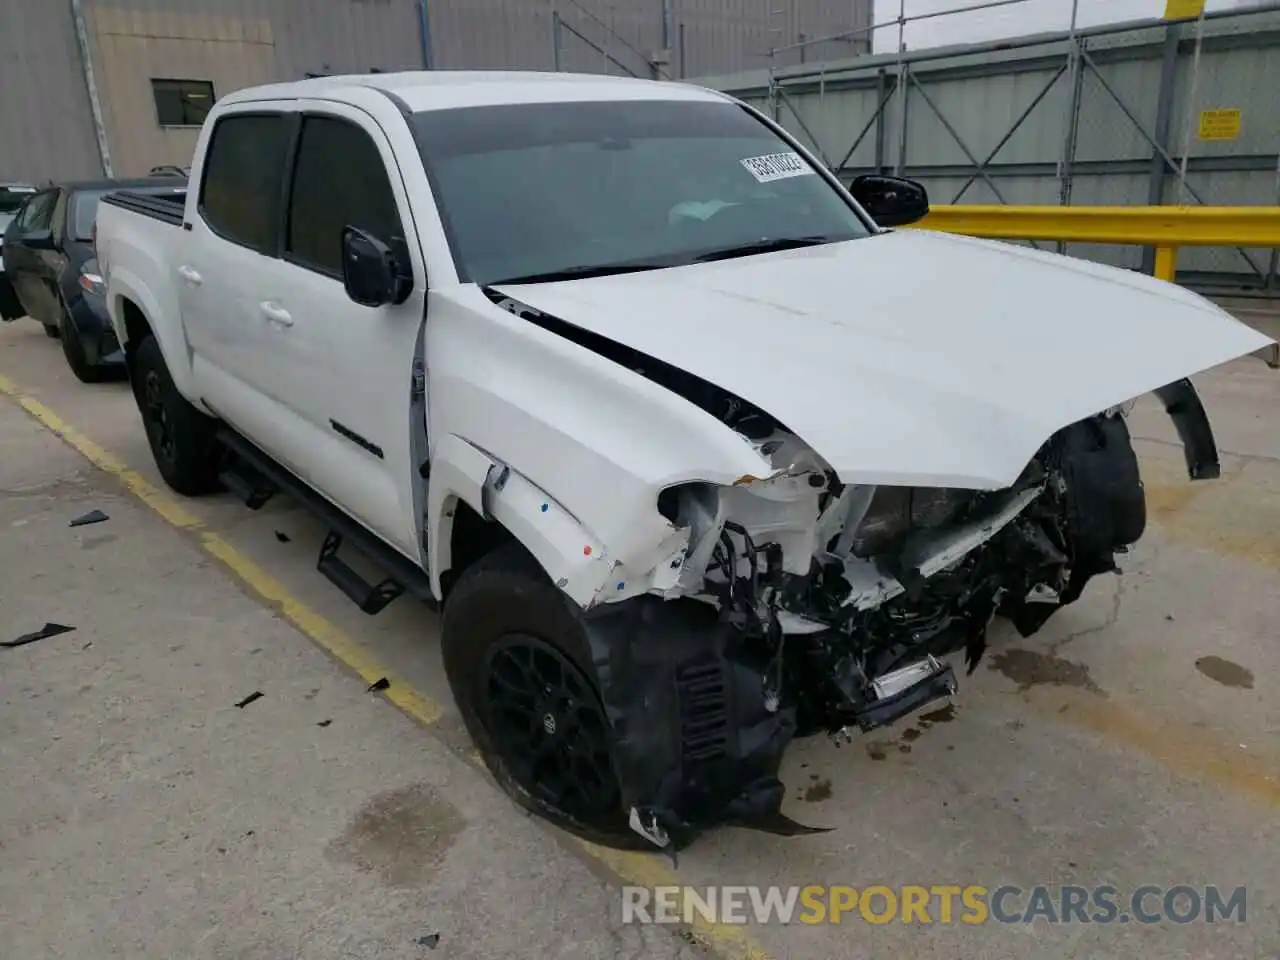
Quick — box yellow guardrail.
[914,205,1280,283]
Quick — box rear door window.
[199,113,288,254]
[285,114,405,277]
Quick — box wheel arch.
[428,434,621,609]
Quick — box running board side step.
[215,428,437,615]
[317,531,405,615]
[218,459,277,510]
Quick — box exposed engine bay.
[488,290,1223,852]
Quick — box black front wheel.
[442,543,651,850]
[132,335,221,495]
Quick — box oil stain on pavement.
[989,648,1104,695]
[1194,655,1255,689]
[326,782,466,888]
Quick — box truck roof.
[219,70,729,114]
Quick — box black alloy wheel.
[482,633,618,820]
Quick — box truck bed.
[102,190,187,227]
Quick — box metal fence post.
[894,0,908,175]
[1141,23,1183,274]
[552,9,562,71]
[875,68,887,173]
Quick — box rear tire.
[442,543,652,851]
[132,335,221,495]
[58,302,106,384]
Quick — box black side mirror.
[849,175,930,228]
[341,226,412,307]
[23,229,55,251]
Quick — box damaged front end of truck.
[573,379,1221,853]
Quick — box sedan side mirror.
[849,175,930,228]
[341,226,412,307]
[23,229,56,251]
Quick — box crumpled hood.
[495,229,1273,489]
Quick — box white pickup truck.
[96,71,1271,851]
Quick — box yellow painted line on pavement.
[0,372,775,960]
[0,375,204,530]
[0,372,435,721]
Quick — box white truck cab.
[94,70,1272,852]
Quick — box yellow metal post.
[1154,246,1179,283]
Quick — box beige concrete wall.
[88,8,276,176]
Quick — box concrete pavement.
[1,313,1278,959]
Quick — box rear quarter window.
[199,113,289,254]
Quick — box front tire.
[132,335,221,495]
[441,543,651,850]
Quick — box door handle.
[260,301,294,327]
[177,265,202,285]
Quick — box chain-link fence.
[704,1,1280,296]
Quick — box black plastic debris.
[367,677,390,693]
[3,623,75,649]
[69,509,109,528]
[414,933,440,949]
[274,530,291,543]
[235,691,264,709]
[317,719,332,728]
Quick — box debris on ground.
[69,509,109,528]
[414,933,441,949]
[317,719,332,728]
[2,623,75,648]
[274,530,290,543]
[235,691,264,709]
[367,677,390,692]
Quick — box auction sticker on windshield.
[741,152,813,183]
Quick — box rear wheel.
[58,301,106,383]
[441,543,651,850]
[132,335,221,495]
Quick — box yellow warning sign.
[1198,109,1242,141]
[1164,0,1205,19]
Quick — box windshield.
[70,185,184,241]
[0,187,35,216]
[411,99,871,285]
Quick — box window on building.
[152,79,216,127]
[285,115,405,278]
[199,113,288,253]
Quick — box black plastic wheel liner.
[581,595,827,847]
[1154,378,1222,481]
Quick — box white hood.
[496,229,1273,490]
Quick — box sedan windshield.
[411,99,871,285]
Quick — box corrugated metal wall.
[3,0,872,180]
[702,5,1280,290]
[0,0,106,182]
[80,0,425,175]
[426,0,871,78]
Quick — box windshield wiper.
[490,261,670,285]
[691,235,841,264]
